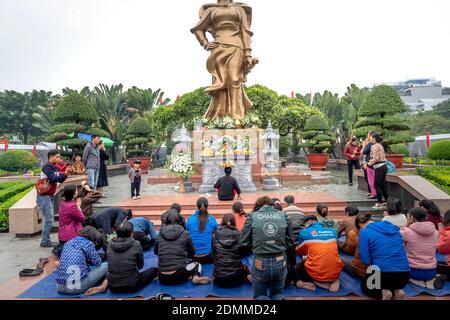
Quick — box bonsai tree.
[354,85,414,152]
[48,92,110,156]
[300,115,334,154]
[124,117,152,158]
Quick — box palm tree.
[125,87,170,117]
[92,84,128,162]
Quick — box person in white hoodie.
[400,207,439,288]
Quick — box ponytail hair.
[316,203,328,217]
[221,213,236,229]
[232,201,246,216]
[197,197,209,232]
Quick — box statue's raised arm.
[191,0,258,125]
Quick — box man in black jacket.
[86,207,132,235]
[214,167,242,201]
[154,211,210,285]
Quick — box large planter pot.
[307,154,330,171]
[386,154,404,169]
[129,157,152,174]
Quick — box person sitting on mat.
[214,166,242,201]
[232,201,247,232]
[282,195,305,241]
[240,196,296,300]
[155,211,210,285]
[435,210,450,289]
[294,216,344,292]
[186,197,218,264]
[316,203,338,233]
[58,185,85,249]
[86,221,158,295]
[400,207,439,289]
[358,218,410,300]
[338,206,359,253]
[85,207,133,235]
[129,216,158,251]
[56,226,107,295]
[213,214,252,288]
[419,199,443,231]
[382,197,407,228]
[342,213,370,279]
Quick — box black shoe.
[434,275,447,290]
[348,183,353,186]
[40,241,58,248]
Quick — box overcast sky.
[1,0,449,100]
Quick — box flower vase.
[178,177,186,193]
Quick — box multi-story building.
[376,78,450,112]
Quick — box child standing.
[128,160,142,200]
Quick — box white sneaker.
[133,196,137,200]
[137,196,141,200]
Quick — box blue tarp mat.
[18,251,450,299]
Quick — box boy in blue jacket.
[358,219,410,300]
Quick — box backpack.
[386,161,396,173]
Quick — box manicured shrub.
[355,85,414,149]
[124,117,152,157]
[300,115,333,154]
[428,140,450,160]
[0,150,36,172]
[390,144,410,156]
[417,166,450,195]
[0,185,34,232]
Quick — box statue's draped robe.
[191,3,254,121]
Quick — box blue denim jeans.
[36,195,54,245]
[57,262,108,295]
[251,255,288,300]
[86,168,99,190]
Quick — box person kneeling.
[295,216,344,292]
[129,216,158,251]
[213,214,251,288]
[56,226,108,295]
[155,211,210,285]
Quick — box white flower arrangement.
[169,154,194,179]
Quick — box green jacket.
[239,206,295,258]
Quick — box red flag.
[426,133,431,149]
[32,142,37,159]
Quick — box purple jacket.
[58,200,85,242]
[400,221,439,269]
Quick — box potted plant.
[300,115,334,171]
[169,151,194,193]
[124,117,152,174]
[354,85,414,169]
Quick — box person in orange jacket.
[294,216,344,292]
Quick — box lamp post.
[262,121,281,190]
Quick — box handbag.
[35,178,51,195]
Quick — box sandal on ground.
[19,268,44,277]
[36,257,50,269]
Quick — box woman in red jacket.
[58,185,85,247]
[435,210,450,289]
[344,137,361,186]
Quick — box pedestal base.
[199,157,257,193]
[175,179,195,193]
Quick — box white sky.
[1,0,449,100]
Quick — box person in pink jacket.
[400,207,439,289]
[435,210,450,289]
[58,185,85,247]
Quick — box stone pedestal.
[175,179,196,193]
[199,156,257,193]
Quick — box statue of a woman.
[191,0,258,125]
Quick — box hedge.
[390,144,410,156]
[0,182,35,204]
[417,166,450,195]
[428,140,450,160]
[0,183,34,232]
[0,150,37,172]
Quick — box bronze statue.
[191,0,258,125]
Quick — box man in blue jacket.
[37,150,69,247]
[129,217,158,250]
[358,220,410,300]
